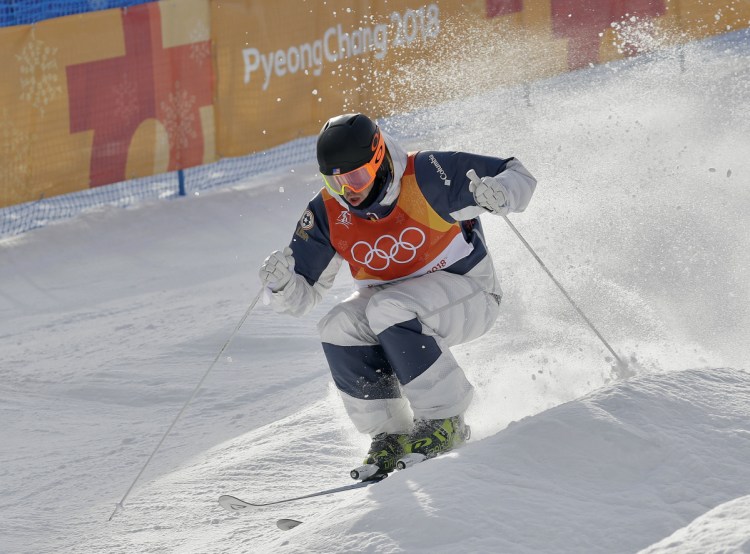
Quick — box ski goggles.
[322,129,386,195]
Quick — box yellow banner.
[211,1,539,157]
[0,0,214,208]
[1,0,748,209]
[212,0,750,160]
[212,1,455,157]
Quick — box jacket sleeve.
[413,151,537,221]
[494,158,536,214]
[264,193,342,317]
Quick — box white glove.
[467,169,510,216]
[259,247,295,292]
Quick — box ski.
[274,455,427,531]
[218,475,386,512]
[277,518,303,530]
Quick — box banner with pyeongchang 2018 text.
[212,0,750,162]
[2,0,748,212]
[212,0,470,159]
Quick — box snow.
[276,369,750,553]
[642,495,750,554]
[2,29,750,554]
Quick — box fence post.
[178,169,186,196]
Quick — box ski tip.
[218,494,251,512]
[277,518,303,531]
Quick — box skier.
[259,113,536,477]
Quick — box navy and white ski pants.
[318,268,501,436]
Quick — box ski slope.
[1,29,749,554]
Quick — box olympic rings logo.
[351,227,426,271]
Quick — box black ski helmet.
[317,113,382,175]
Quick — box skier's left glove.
[467,169,510,216]
[259,247,295,292]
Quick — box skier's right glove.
[259,246,295,292]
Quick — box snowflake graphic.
[0,110,33,205]
[160,81,197,161]
[16,32,63,116]
[112,77,139,123]
[189,21,211,66]
[336,239,350,252]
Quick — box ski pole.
[467,170,626,372]
[501,215,625,369]
[108,288,263,521]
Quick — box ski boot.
[350,432,410,481]
[396,415,471,470]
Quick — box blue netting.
[0,136,316,239]
[0,0,152,27]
